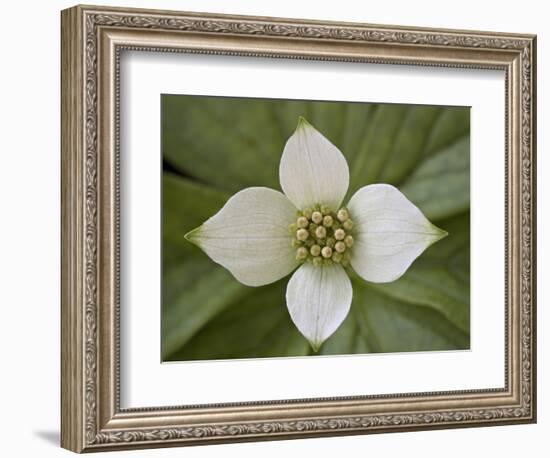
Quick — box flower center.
[289,204,355,267]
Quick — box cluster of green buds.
[289,204,355,267]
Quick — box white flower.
[185,117,447,351]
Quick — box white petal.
[286,263,352,350]
[186,187,298,287]
[347,184,448,283]
[279,117,349,211]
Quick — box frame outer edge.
[61,5,86,453]
[60,3,537,452]
[528,35,537,423]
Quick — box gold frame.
[61,4,537,453]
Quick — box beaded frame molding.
[61,4,537,453]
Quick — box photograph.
[161,95,471,361]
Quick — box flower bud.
[343,219,354,231]
[337,208,349,222]
[310,244,321,257]
[296,216,309,228]
[334,228,346,240]
[321,246,333,258]
[344,235,354,247]
[311,211,323,224]
[322,215,333,227]
[296,247,308,260]
[315,226,327,239]
[335,241,346,253]
[296,228,309,241]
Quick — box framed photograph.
[61,4,537,453]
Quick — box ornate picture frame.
[61,4,536,453]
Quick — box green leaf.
[163,96,285,194]
[423,106,470,156]
[400,136,470,220]
[318,310,372,355]
[319,291,469,356]
[349,104,409,192]
[377,106,441,184]
[349,285,469,352]
[166,279,311,361]
[162,257,249,358]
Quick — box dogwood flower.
[185,117,447,351]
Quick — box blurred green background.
[161,95,470,361]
